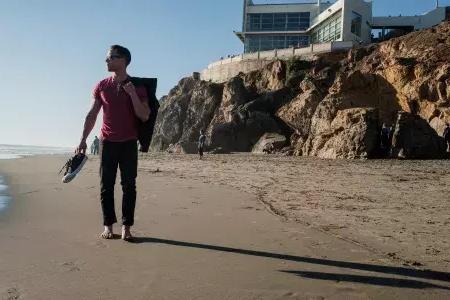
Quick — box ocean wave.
[0,144,71,160]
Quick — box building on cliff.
[234,0,450,53]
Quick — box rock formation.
[150,22,450,159]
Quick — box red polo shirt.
[92,77,148,142]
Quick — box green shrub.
[285,58,312,88]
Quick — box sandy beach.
[0,154,449,299]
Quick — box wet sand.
[0,154,449,299]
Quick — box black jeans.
[100,139,137,226]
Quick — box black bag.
[129,77,160,152]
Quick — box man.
[76,45,150,241]
[198,130,206,159]
[444,123,450,152]
[93,136,100,155]
[90,140,95,155]
[380,123,392,157]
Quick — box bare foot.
[100,226,113,239]
[122,225,133,241]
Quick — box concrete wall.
[200,59,274,84]
[310,0,344,28]
[341,0,372,44]
[308,0,372,44]
[372,7,446,30]
[200,41,354,83]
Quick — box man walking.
[93,136,100,155]
[444,123,450,152]
[76,45,150,241]
[198,129,206,159]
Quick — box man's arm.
[76,98,102,154]
[123,82,150,122]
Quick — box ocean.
[0,144,72,160]
[0,144,72,213]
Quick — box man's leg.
[119,140,138,240]
[100,140,120,238]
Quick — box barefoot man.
[76,45,150,241]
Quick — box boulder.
[207,111,283,152]
[150,78,223,152]
[252,133,287,154]
[166,142,198,154]
[303,108,379,159]
[276,79,323,137]
[391,112,447,159]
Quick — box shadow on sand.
[132,237,450,290]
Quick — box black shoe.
[59,153,88,183]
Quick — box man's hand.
[76,140,87,154]
[123,81,150,122]
[123,82,137,98]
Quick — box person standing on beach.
[93,136,100,155]
[380,123,392,157]
[198,130,206,160]
[75,45,150,241]
[444,123,450,152]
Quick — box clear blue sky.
[0,0,448,147]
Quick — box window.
[273,35,286,49]
[351,11,362,37]
[246,12,310,32]
[244,35,309,53]
[311,11,342,43]
[247,14,261,31]
[273,13,286,30]
[261,14,274,31]
[260,36,273,51]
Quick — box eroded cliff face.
[150,22,450,159]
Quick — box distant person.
[93,136,100,155]
[198,130,206,159]
[90,141,95,155]
[444,123,450,152]
[75,45,150,241]
[380,123,392,157]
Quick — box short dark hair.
[110,45,131,66]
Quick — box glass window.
[245,36,260,53]
[273,35,285,49]
[261,14,274,31]
[259,36,273,51]
[311,11,342,43]
[351,11,362,37]
[244,35,309,53]
[247,14,261,31]
[246,12,310,32]
[273,13,286,31]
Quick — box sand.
[0,154,449,299]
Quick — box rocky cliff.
[150,22,450,159]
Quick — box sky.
[0,0,449,148]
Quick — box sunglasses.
[106,55,123,62]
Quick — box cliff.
[150,22,450,159]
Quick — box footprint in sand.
[5,287,20,300]
[61,261,80,272]
[94,240,108,248]
[22,190,39,195]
